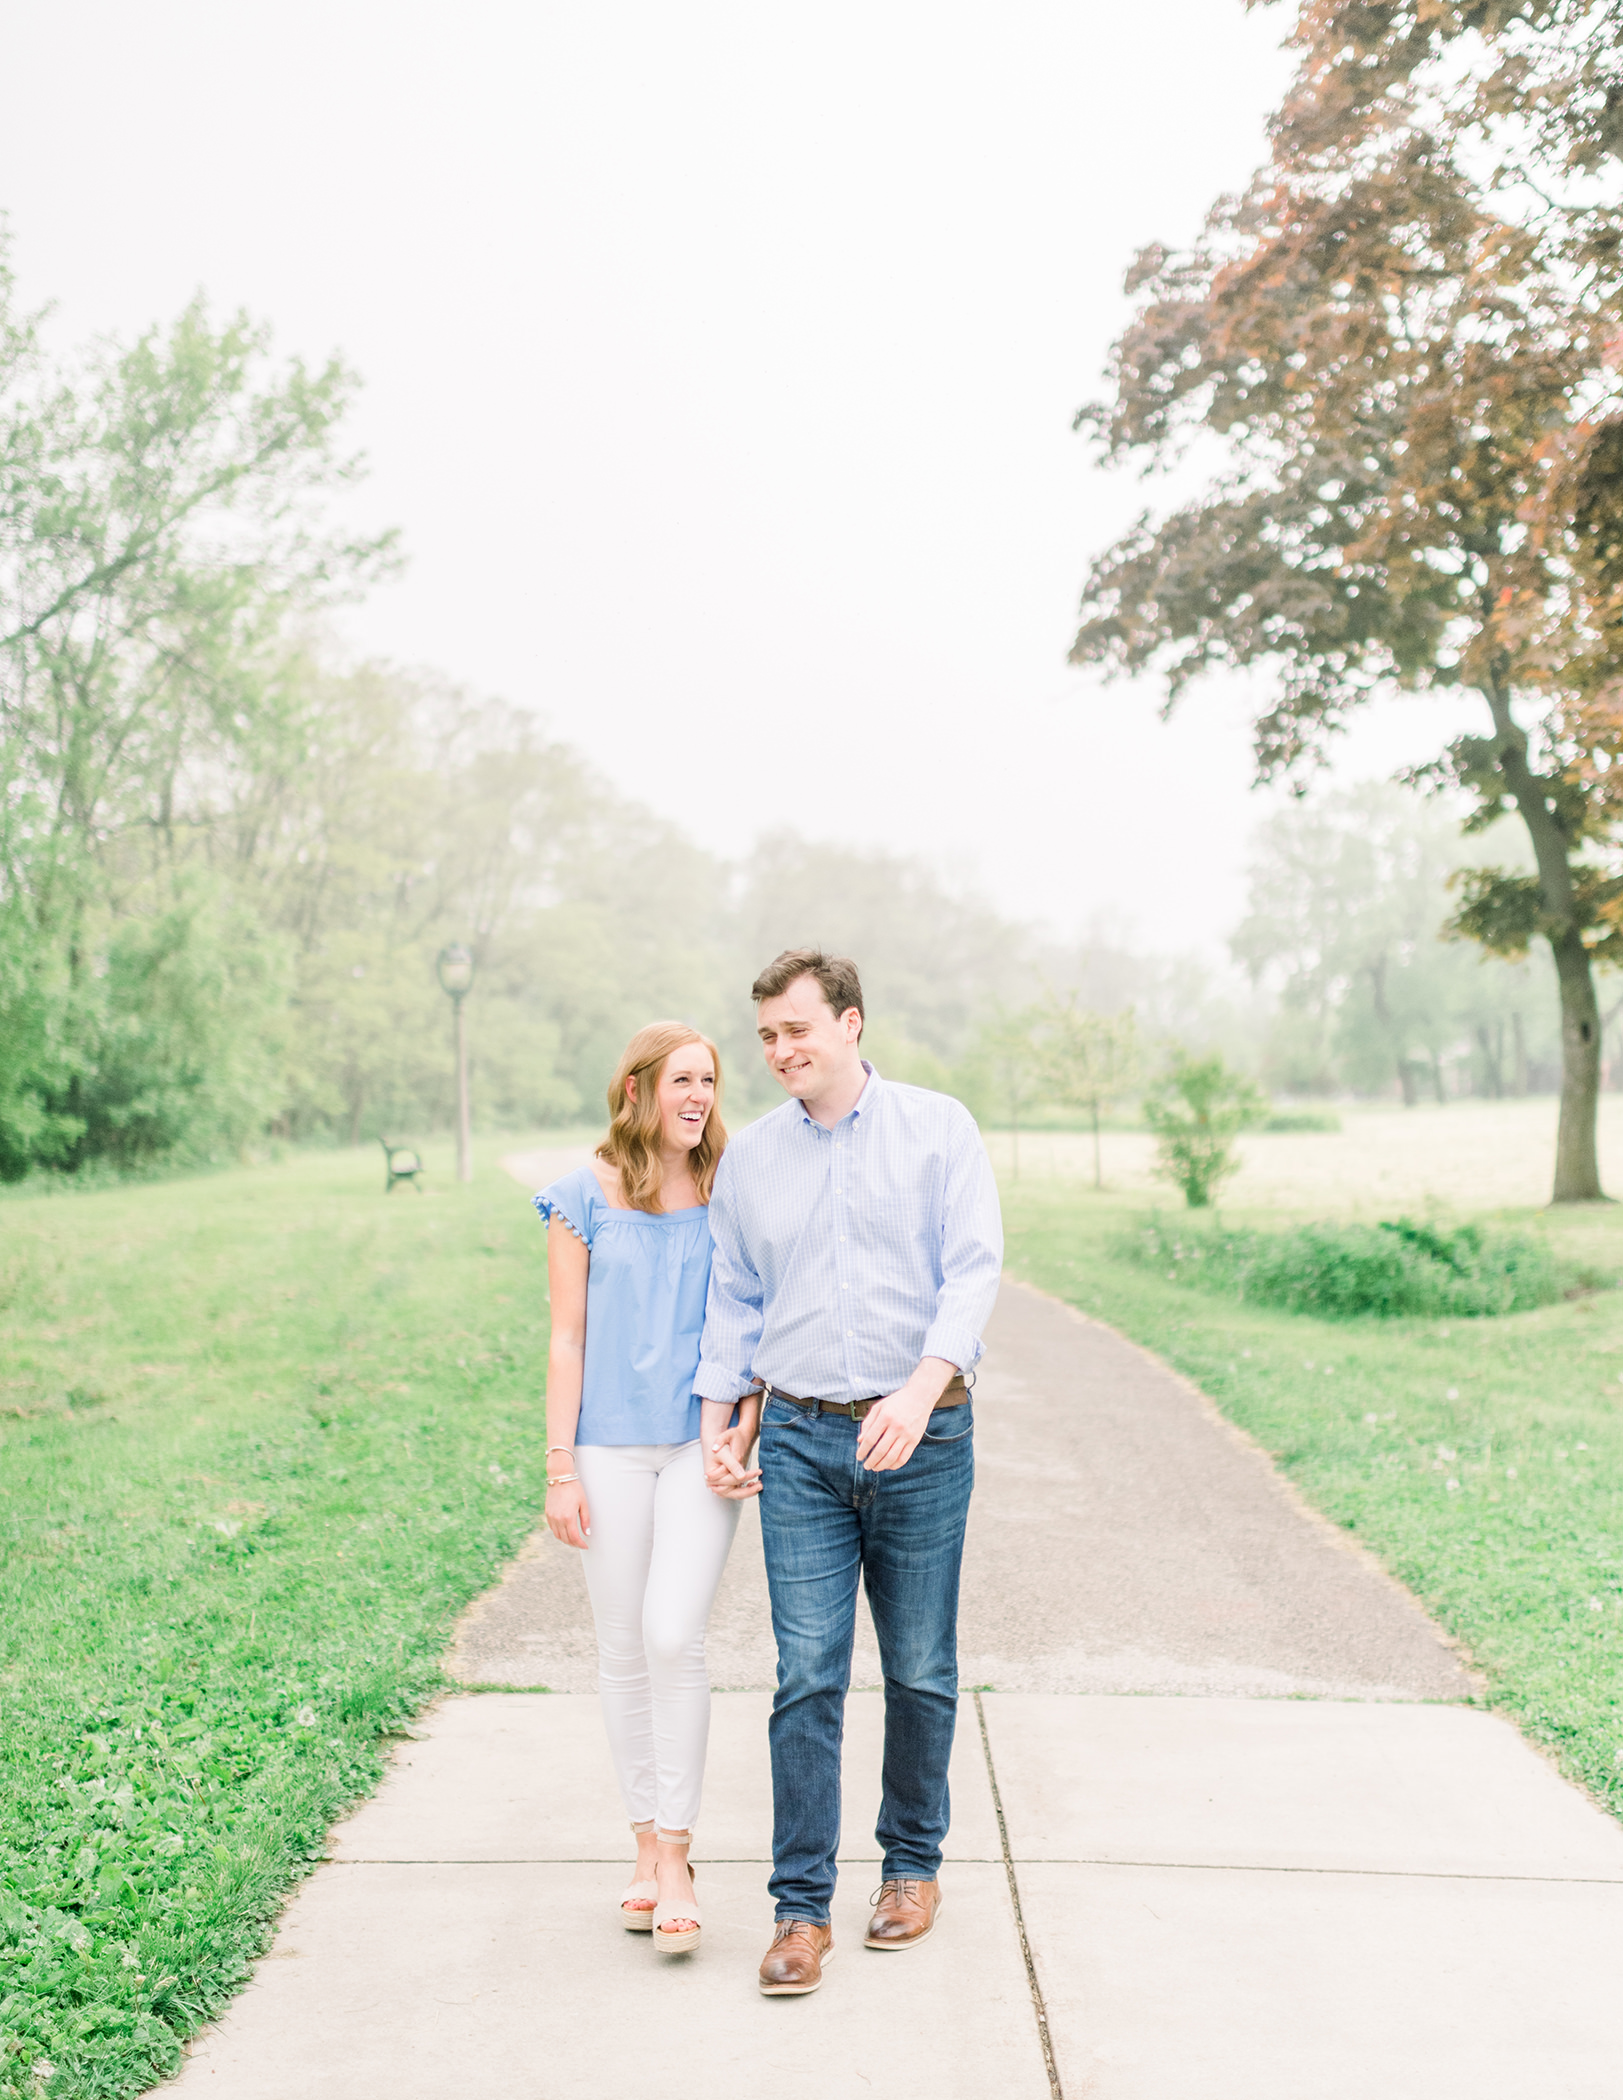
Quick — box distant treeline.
[1233,783,1573,1109]
[0,254,1594,1182]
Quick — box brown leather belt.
[757,1373,969,1421]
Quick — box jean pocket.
[762,1398,797,1428]
[921,1405,973,1444]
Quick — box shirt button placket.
[835,1126,853,1377]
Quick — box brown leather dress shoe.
[758,1919,835,1995]
[864,1877,943,1949]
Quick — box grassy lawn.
[999,1154,1623,1825]
[6,1106,1622,2098]
[0,1146,550,2100]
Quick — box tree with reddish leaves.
[1073,1,1623,1200]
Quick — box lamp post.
[436,942,475,1184]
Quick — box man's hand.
[855,1358,959,1473]
[706,1423,762,1499]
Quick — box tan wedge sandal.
[651,1829,701,1954]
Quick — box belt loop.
[810,1396,822,1417]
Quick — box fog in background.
[0,0,1485,960]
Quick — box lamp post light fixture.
[436,942,475,1184]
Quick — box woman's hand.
[705,1425,761,1500]
[545,1480,591,1548]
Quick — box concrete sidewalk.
[172,1686,1623,2099]
[170,1164,1623,2098]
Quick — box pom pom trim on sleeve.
[532,1190,589,1243]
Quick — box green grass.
[0,1147,550,2100]
[1003,1181,1623,1821]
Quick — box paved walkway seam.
[996,1857,1623,1886]
[975,1690,1064,2100]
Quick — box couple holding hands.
[535,947,1003,1996]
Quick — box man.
[697,948,1003,1996]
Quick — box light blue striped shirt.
[694,1064,1003,1406]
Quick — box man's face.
[756,975,863,1100]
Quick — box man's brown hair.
[750,948,864,1033]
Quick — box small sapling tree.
[970,1005,1044,1179]
[1039,998,1142,1189]
[1143,1051,1264,1209]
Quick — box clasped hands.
[705,1420,762,1499]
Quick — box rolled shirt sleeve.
[921,1114,1004,1373]
[694,1155,765,1404]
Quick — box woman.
[534,1021,759,1954]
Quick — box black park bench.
[380,1138,425,1193]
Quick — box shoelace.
[869,1878,923,1910]
[772,1920,821,1945]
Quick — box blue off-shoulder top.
[533,1164,713,1446]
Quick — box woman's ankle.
[655,1832,693,1883]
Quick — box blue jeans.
[758,1394,975,1922]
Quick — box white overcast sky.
[0,0,1481,958]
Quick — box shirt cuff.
[920,1326,983,1375]
[694,1360,755,1405]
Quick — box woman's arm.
[544,1219,592,1548]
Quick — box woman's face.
[653,1042,716,1154]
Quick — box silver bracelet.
[547,1472,580,1487]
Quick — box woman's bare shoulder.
[590,1156,632,1210]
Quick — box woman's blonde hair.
[596,1021,727,1213]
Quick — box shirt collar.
[799,1060,881,1132]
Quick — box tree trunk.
[1430,1050,1446,1105]
[1369,955,1412,1104]
[1480,679,1605,1201]
[1476,1022,1503,1098]
[1511,1011,1528,1095]
[1550,924,1603,1200]
[1598,993,1623,1092]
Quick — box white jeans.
[575,1440,741,1834]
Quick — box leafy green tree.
[68,876,292,1170]
[1038,997,1142,1187]
[1073,3,1623,1200]
[0,241,393,1175]
[1143,1051,1264,1209]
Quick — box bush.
[1260,1109,1342,1133]
[1143,1051,1266,1207]
[1119,1213,1568,1319]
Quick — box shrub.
[1260,1109,1342,1133]
[1119,1213,1567,1319]
[1142,1052,1266,1207]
